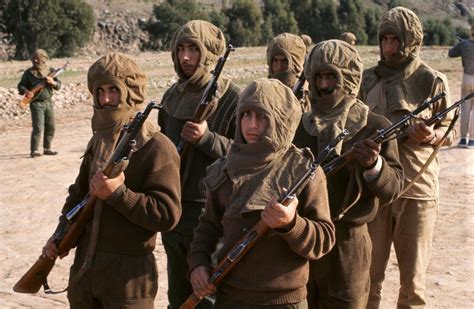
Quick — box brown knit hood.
[86,53,157,177]
[340,32,356,45]
[171,20,226,85]
[378,6,423,67]
[267,33,306,87]
[303,40,368,154]
[162,20,230,120]
[207,78,313,213]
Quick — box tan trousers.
[461,73,474,139]
[367,198,438,309]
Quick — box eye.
[191,46,199,52]
[110,86,119,93]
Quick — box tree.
[338,0,367,44]
[424,17,456,46]
[364,7,382,45]
[224,0,263,47]
[3,0,94,59]
[262,0,299,41]
[146,0,210,49]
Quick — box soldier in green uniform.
[18,49,61,157]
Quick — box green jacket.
[18,67,61,103]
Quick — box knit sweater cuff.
[277,215,307,243]
[106,184,140,211]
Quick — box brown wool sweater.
[188,163,335,305]
[56,132,181,257]
[293,111,404,224]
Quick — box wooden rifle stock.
[322,92,447,177]
[13,102,161,294]
[19,61,69,109]
[179,131,348,309]
[176,44,235,159]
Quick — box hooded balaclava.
[161,20,230,120]
[303,39,368,155]
[86,52,158,177]
[267,33,307,88]
[207,78,313,213]
[340,32,357,45]
[368,6,433,113]
[31,49,49,78]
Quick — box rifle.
[19,61,69,109]
[322,91,446,178]
[176,43,235,159]
[292,73,306,100]
[13,101,162,294]
[179,130,349,309]
[398,92,474,140]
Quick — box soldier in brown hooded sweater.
[267,33,310,113]
[158,20,240,309]
[188,78,335,308]
[42,53,181,308]
[359,7,454,308]
[293,40,403,308]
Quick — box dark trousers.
[30,101,55,152]
[67,252,157,309]
[161,201,214,309]
[307,223,371,309]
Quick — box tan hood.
[378,6,423,65]
[87,52,147,109]
[340,32,356,45]
[218,78,312,213]
[86,52,157,177]
[304,39,363,102]
[162,20,230,120]
[303,40,368,154]
[31,49,49,77]
[171,20,226,84]
[266,33,306,87]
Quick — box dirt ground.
[0,47,473,308]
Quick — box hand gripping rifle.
[19,61,69,109]
[322,91,446,178]
[176,44,235,159]
[13,101,162,294]
[292,73,306,100]
[179,130,349,309]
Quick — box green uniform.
[18,67,61,153]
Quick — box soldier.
[300,34,314,53]
[360,7,455,308]
[340,32,357,46]
[189,78,335,308]
[448,24,474,148]
[18,49,61,157]
[266,32,310,112]
[42,52,182,308]
[158,20,240,309]
[293,39,403,308]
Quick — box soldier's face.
[381,34,401,59]
[240,109,269,144]
[272,54,289,73]
[177,42,201,77]
[97,84,120,108]
[315,71,338,96]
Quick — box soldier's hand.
[181,120,208,144]
[262,194,298,230]
[406,122,436,144]
[42,236,68,260]
[190,265,215,299]
[90,171,125,200]
[352,138,381,169]
[45,76,56,87]
[25,90,34,98]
